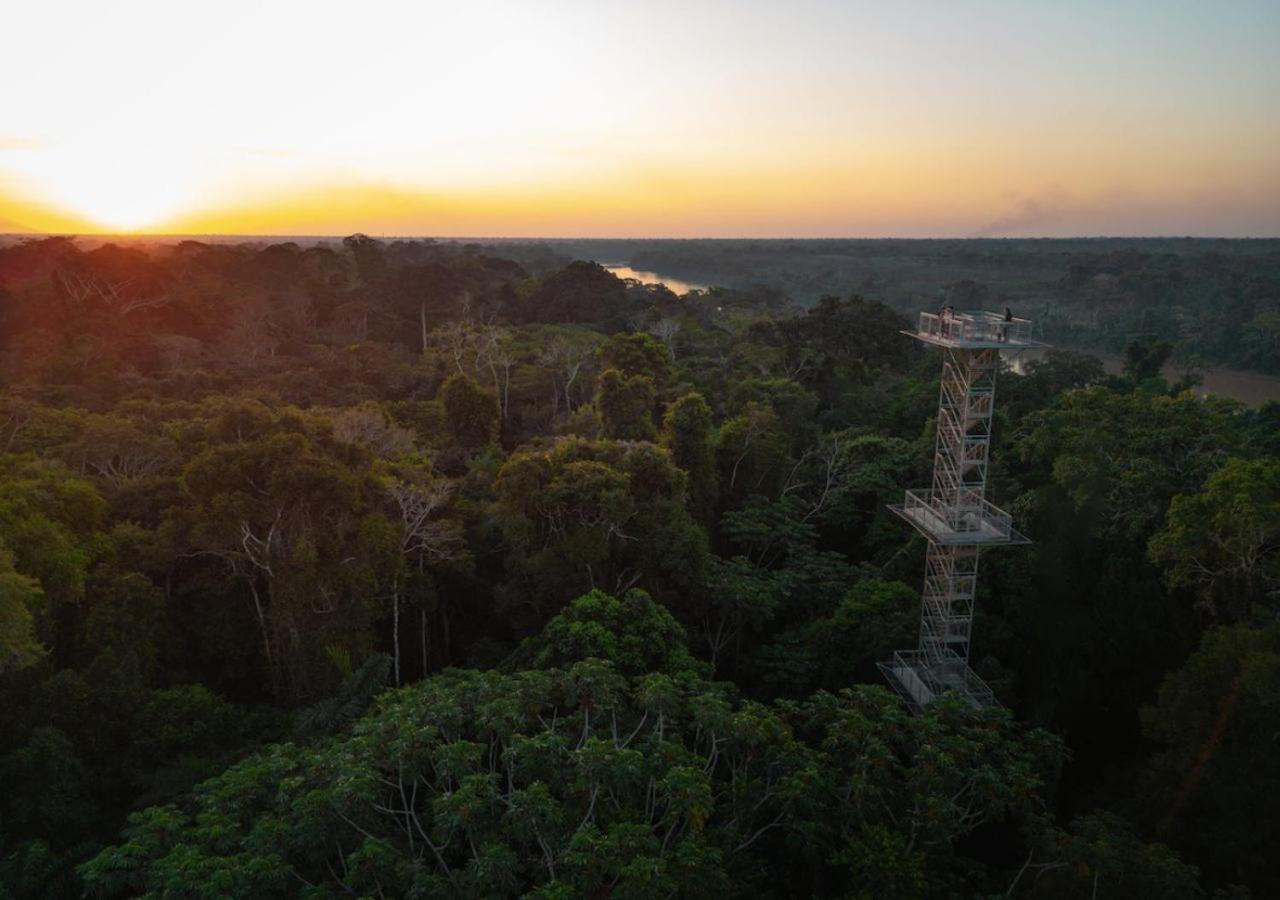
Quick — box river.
[603,264,706,296]
[1011,349,1280,407]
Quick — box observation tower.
[879,310,1045,712]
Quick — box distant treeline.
[531,237,1280,373]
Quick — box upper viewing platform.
[906,310,1045,350]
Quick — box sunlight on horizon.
[2,0,1278,237]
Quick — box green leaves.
[596,369,658,441]
[1137,625,1280,892]
[440,372,500,450]
[1018,388,1243,545]
[1019,813,1205,900]
[492,437,706,620]
[0,455,103,612]
[516,588,704,679]
[1150,457,1280,621]
[0,545,45,673]
[82,662,1059,898]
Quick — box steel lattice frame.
[880,311,1042,712]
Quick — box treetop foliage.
[0,234,1272,897]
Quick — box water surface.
[1010,349,1280,407]
[603,264,705,295]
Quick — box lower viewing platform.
[889,489,1029,546]
[877,650,996,713]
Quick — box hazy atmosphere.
[2,0,1278,236]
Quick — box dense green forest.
[0,235,1276,897]
[540,237,1280,373]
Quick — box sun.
[16,144,207,233]
[66,185,177,233]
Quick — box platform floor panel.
[878,657,997,713]
[888,503,1029,546]
[902,329,1047,351]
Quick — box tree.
[1123,335,1173,381]
[810,578,919,687]
[535,328,602,417]
[331,402,417,460]
[700,553,781,669]
[595,368,656,441]
[661,392,717,521]
[649,317,681,358]
[66,414,179,486]
[776,295,913,416]
[440,372,499,449]
[82,667,1060,899]
[716,402,790,501]
[703,494,861,685]
[377,463,466,683]
[0,455,104,640]
[521,261,628,327]
[0,545,45,673]
[493,437,706,623]
[1150,457,1280,621]
[0,726,94,849]
[1003,387,1245,747]
[727,377,819,452]
[1010,813,1204,900]
[342,233,387,285]
[181,406,376,701]
[804,433,917,557]
[1000,349,1107,421]
[599,331,673,388]
[512,588,705,678]
[1017,388,1243,545]
[1138,625,1280,893]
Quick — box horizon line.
[4,232,1280,242]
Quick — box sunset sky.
[2,0,1277,237]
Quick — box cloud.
[970,189,1071,238]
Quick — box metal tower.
[879,309,1044,712]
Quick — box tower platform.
[905,310,1046,350]
[888,489,1029,546]
[877,649,997,713]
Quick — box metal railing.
[917,310,1033,345]
[900,488,1015,541]
[878,649,997,710]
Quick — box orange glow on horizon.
[2,1,1277,238]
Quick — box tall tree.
[0,545,45,673]
[595,368,657,441]
[377,462,466,683]
[661,392,718,521]
[440,372,500,450]
[1149,457,1280,622]
[181,406,375,701]
[493,437,706,622]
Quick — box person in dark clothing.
[1000,306,1013,342]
